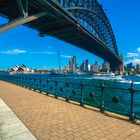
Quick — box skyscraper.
[80,59,89,73]
[102,61,110,72]
[136,64,140,73]
[126,62,134,69]
[83,59,89,73]
[91,61,99,73]
[69,56,77,73]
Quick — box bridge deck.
[0,80,140,140]
[0,0,121,68]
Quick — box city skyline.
[6,56,111,74]
[9,55,140,75]
[0,0,140,69]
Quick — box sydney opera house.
[10,64,34,74]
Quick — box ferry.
[94,72,114,76]
[93,72,123,81]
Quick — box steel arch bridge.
[0,0,121,70]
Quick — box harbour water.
[0,73,140,120]
[12,73,140,89]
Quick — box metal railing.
[0,74,140,122]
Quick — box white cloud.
[60,55,72,59]
[0,49,26,54]
[125,58,140,65]
[32,51,54,55]
[137,47,140,52]
[126,53,139,58]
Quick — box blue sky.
[0,0,140,70]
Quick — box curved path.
[0,80,140,140]
[0,98,36,140]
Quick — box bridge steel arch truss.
[0,0,121,71]
[57,0,119,56]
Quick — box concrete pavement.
[0,80,140,140]
[0,98,36,140]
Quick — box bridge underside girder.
[0,12,46,33]
[0,0,121,70]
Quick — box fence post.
[46,80,49,95]
[25,78,27,88]
[80,80,84,106]
[39,79,42,93]
[66,82,69,102]
[17,77,19,85]
[34,78,36,91]
[28,78,30,89]
[129,81,135,122]
[21,77,24,87]
[55,81,57,98]
[100,81,105,113]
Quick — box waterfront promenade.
[0,81,140,140]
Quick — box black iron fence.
[0,74,140,122]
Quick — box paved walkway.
[0,98,36,140]
[0,81,140,140]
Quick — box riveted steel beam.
[16,0,28,17]
[60,0,119,56]
[0,12,46,33]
